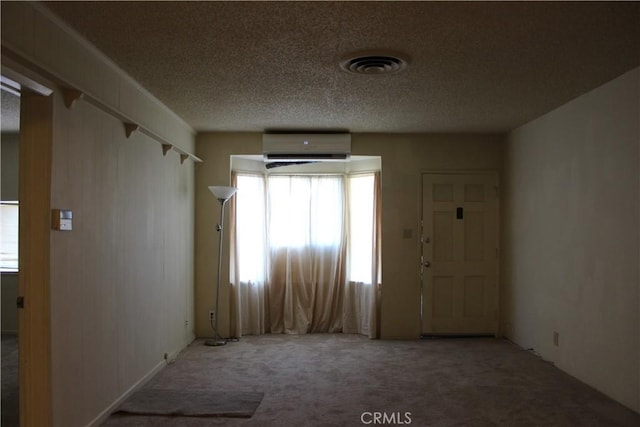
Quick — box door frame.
[418,170,501,337]
[2,60,55,427]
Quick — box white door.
[421,173,499,335]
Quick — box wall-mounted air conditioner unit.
[263,133,351,161]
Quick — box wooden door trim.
[19,90,53,427]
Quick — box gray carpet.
[102,334,640,426]
[115,389,263,418]
[1,334,19,427]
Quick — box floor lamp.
[205,185,237,347]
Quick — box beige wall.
[195,133,503,339]
[50,91,195,427]
[1,273,18,333]
[1,132,19,334]
[503,67,640,412]
[2,3,196,426]
[1,132,19,200]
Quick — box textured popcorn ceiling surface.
[1,90,20,132]
[42,1,640,133]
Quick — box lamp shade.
[208,186,237,203]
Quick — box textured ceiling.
[41,1,640,133]
[1,90,20,132]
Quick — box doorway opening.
[1,67,54,426]
[1,77,21,427]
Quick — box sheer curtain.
[343,173,381,338]
[230,172,268,336]
[230,171,380,338]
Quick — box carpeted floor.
[102,334,640,426]
[1,334,19,427]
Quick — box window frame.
[0,201,19,273]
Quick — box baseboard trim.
[85,347,183,427]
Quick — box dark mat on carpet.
[114,389,264,418]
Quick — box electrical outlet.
[553,331,559,347]
[209,310,215,320]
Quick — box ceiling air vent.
[340,53,408,75]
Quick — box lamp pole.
[205,186,237,347]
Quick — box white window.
[0,202,19,272]
[347,174,375,284]
[235,172,376,285]
[268,175,343,248]
[235,174,266,283]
